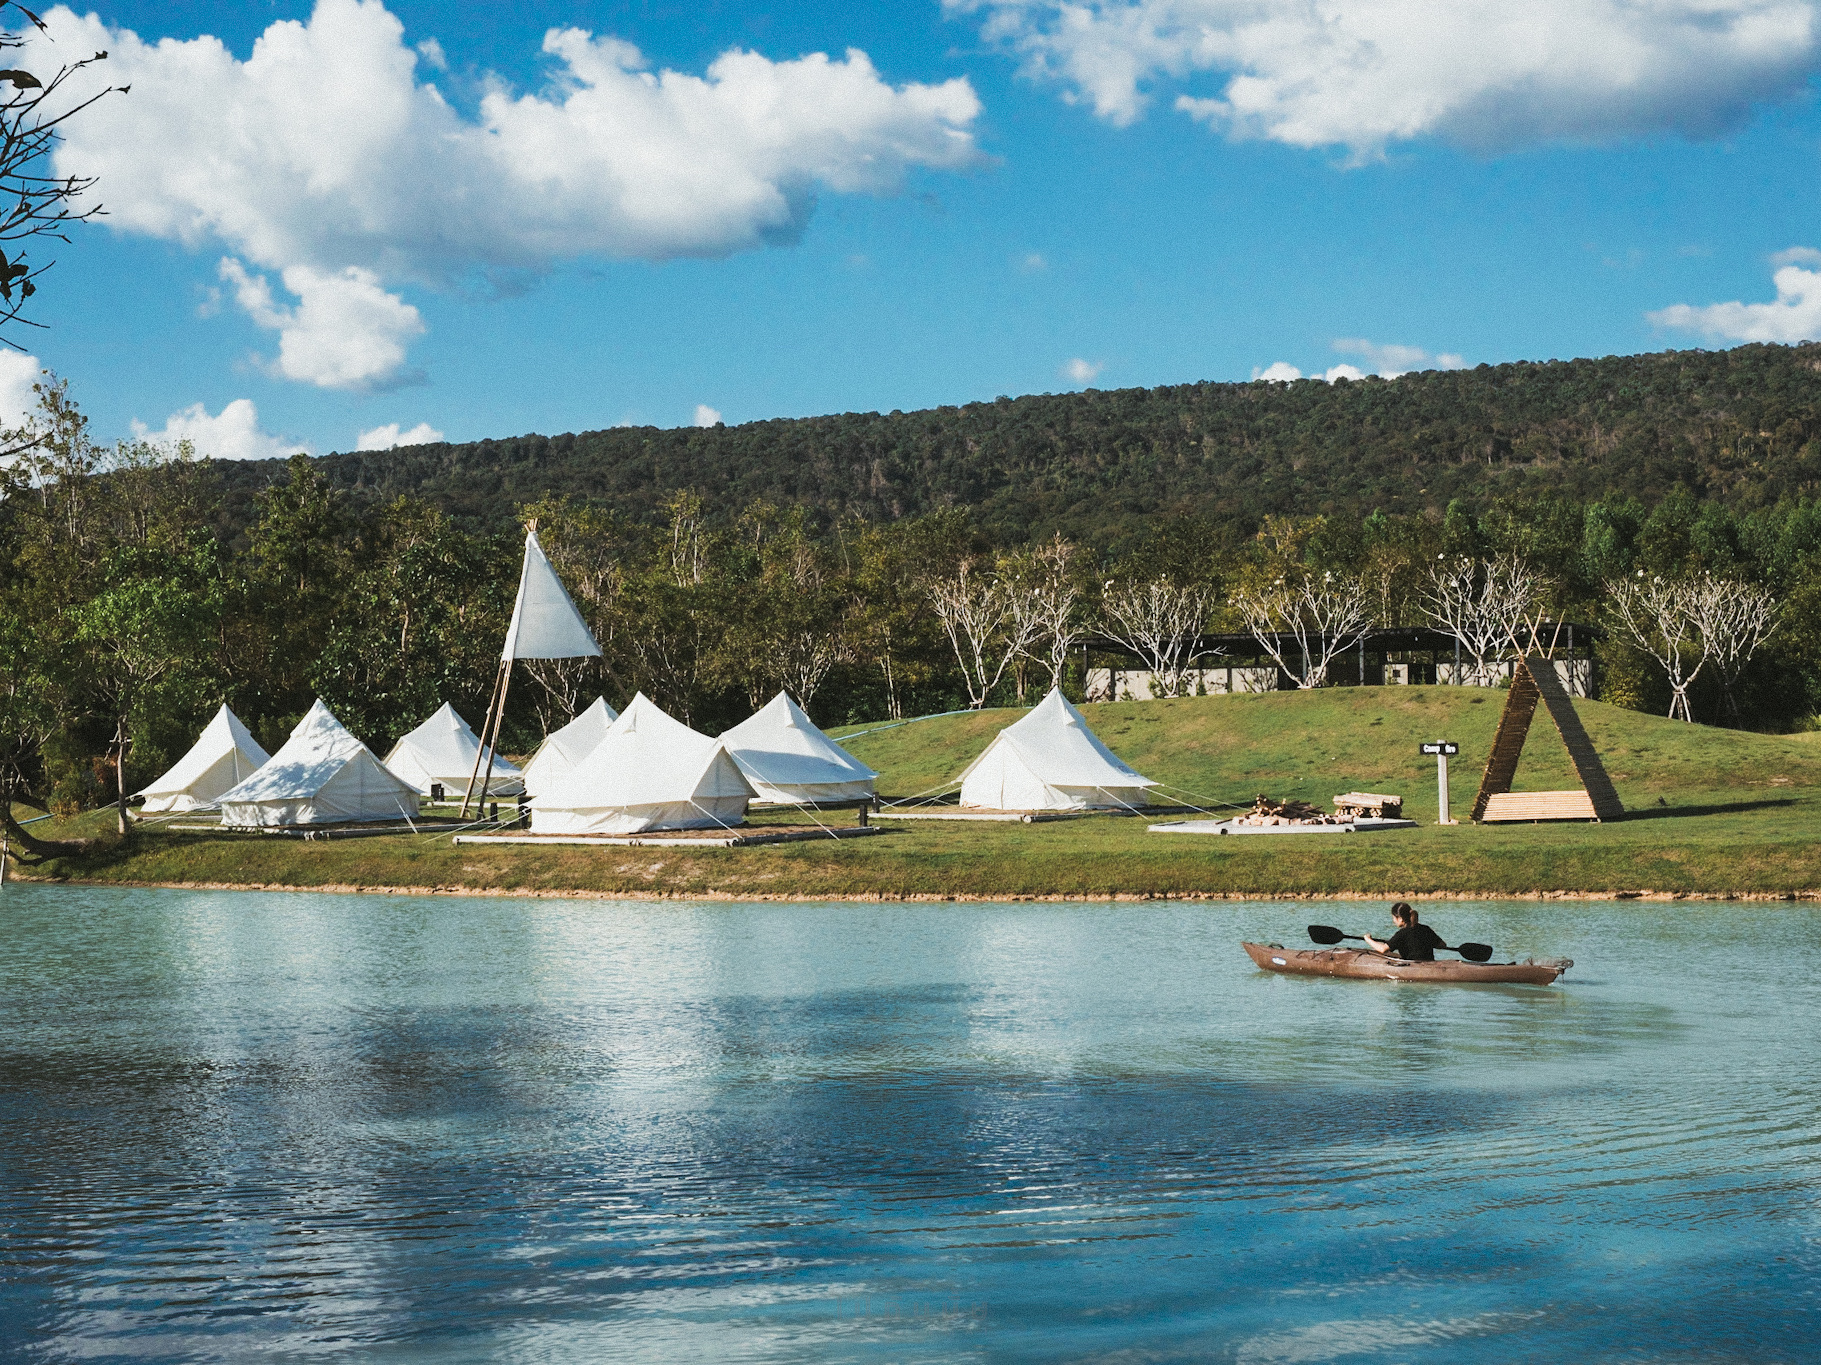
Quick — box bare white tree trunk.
[1421,553,1543,685]
[1608,574,1708,721]
[1231,573,1371,689]
[1689,577,1777,721]
[1100,579,1218,698]
[1004,536,1083,692]
[928,560,1033,708]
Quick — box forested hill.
[215,342,1821,545]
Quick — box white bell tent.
[719,692,877,805]
[136,704,271,813]
[957,689,1155,811]
[530,692,755,835]
[465,529,602,813]
[384,702,524,799]
[520,696,618,798]
[217,699,421,827]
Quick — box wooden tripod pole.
[475,665,512,819]
[462,659,509,818]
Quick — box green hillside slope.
[205,342,1821,546]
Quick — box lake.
[0,885,1815,1362]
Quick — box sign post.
[1420,742,1460,825]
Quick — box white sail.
[502,530,601,661]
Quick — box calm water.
[0,886,1816,1363]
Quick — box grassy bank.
[13,688,1821,899]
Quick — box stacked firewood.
[1332,791,1404,820]
[1233,795,1343,826]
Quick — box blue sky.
[13,0,1821,457]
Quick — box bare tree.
[1003,535,1082,693]
[1230,571,1370,689]
[1608,574,1708,722]
[0,9,115,363]
[1100,578,1217,698]
[1690,576,1778,721]
[1421,553,1544,685]
[927,559,1037,708]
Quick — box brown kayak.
[1242,941,1571,985]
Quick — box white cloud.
[693,404,723,427]
[1252,361,1302,382]
[1062,356,1103,384]
[952,0,1821,154]
[1649,249,1821,342]
[131,399,307,461]
[1332,337,1467,378]
[1020,251,1048,271]
[39,1,983,385]
[1323,363,1368,382]
[0,350,41,428]
[356,420,444,450]
[221,258,425,390]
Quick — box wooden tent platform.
[454,824,883,849]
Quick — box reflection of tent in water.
[521,696,618,798]
[719,692,877,804]
[136,704,270,813]
[465,528,601,813]
[958,689,1155,811]
[530,692,754,835]
[384,702,523,798]
[217,699,421,827]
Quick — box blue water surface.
[0,885,1816,1362]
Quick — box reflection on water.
[1,887,1817,1362]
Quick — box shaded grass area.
[17,689,1821,899]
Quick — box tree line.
[6,373,1821,831]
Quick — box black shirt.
[1383,924,1447,961]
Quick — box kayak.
[1242,941,1571,985]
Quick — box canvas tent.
[530,692,755,835]
[384,702,524,799]
[520,696,618,797]
[217,699,421,827]
[136,704,270,813]
[465,528,603,813]
[719,691,877,804]
[957,689,1155,811]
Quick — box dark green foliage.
[206,342,1821,548]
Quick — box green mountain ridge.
[211,341,1821,544]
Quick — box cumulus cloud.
[357,420,444,450]
[0,350,42,428]
[39,0,984,386]
[1062,356,1103,384]
[693,404,723,427]
[1251,340,1462,383]
[131,399,307,461]
[1252,361,1303,383]
[952,0,1821,154]
[1649,248,1821,343]
[1333,337,1466,377]
[221,259,425,390]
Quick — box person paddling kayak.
[1362,902,1446,961]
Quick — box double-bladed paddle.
[1307,923,1494,963]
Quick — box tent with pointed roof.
[217,699,421,827]
[136,704,270,813]
[384,702,523,798]
[504,530,601,662]
[521,696,618,798]
[719,692,877,804]
[957,689,1155,811]
[530,692,755,835]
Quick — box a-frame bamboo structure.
[1470,654,1624,823]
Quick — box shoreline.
[11,874,1820,903]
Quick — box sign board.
[1420,741,1459,756]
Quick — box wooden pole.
[474,665,513,820]
[462,659,508,818]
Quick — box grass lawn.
[12,687,1821,899]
